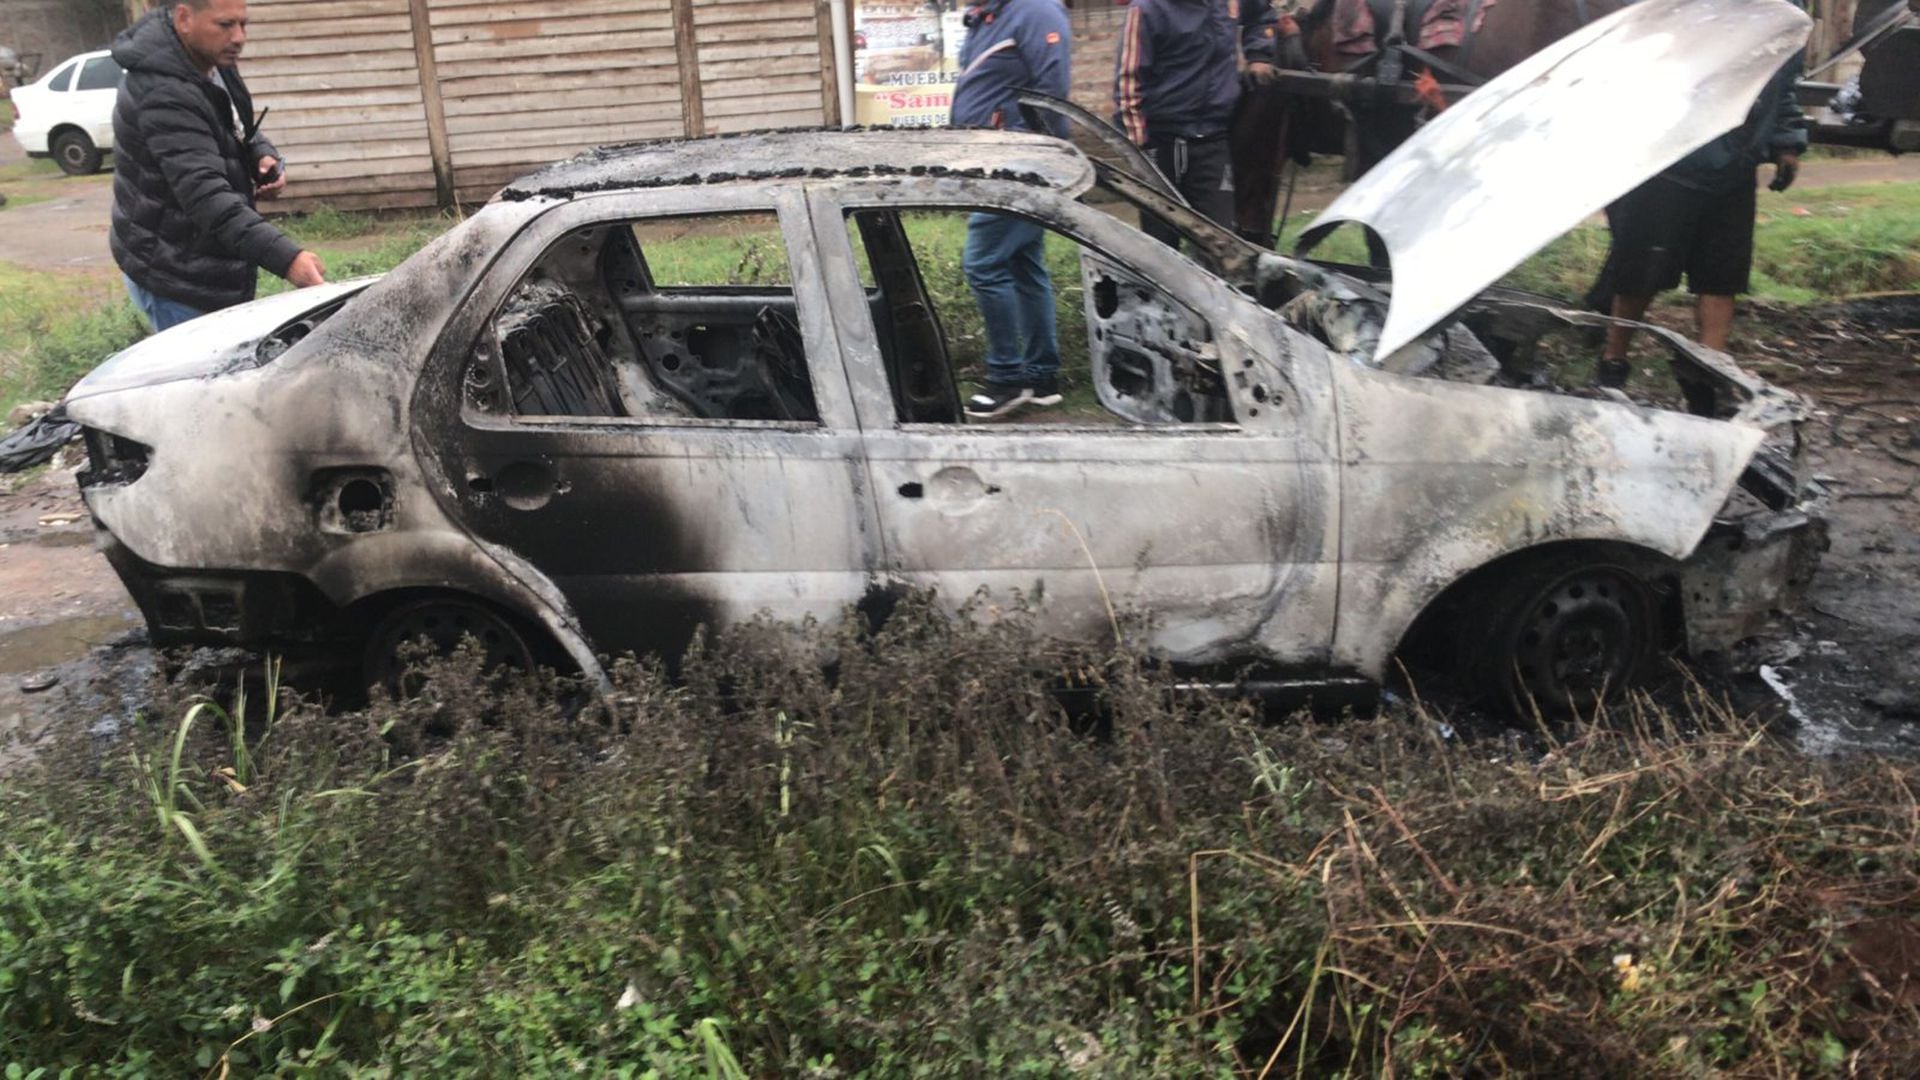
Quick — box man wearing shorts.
[1593,51,1807,389]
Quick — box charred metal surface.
[61,113,1828,695]
[1680,513,1829,658]
[501,129,1089,203]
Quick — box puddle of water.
[0,613,138,675]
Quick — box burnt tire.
[362,597,536,697]
[51,130,102,176]
[1463,556,1660,720]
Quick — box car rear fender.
[307,530,605,687]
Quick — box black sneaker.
[1026,376,1062,408]
[964,382,1032,420]
[1594,358,1632,389]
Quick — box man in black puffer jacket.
[111,0,326,331]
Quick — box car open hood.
[66,280,372,402]
[1302,0,1812,362]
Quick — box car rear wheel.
[50,130,102,176]
[363,597,537,696]
[1463,556,1660,719]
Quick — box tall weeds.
[1,600,1916,1075]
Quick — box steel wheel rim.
[1508,569,1651,712]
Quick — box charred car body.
[66,0,1824,712]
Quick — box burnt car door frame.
[805,179,1344,671]
[411,185,885,664]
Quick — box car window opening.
[844,208,1231,427]
[478,212,820,425]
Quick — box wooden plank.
[694,0,818,26]
[814,0,839,126]
[274,137,433,165]
[265,120,430,147]
[448,121,685,159]
[280,170,446,197]
[251,85,426,109]
[696,56,823,81]
[698,41,820,65]
[241,33,419,60]
[698,74,825,102]
[432,28,678,64]
[671,0,703,136]
[442,82,683,117]
[430,11,674,45]
[428,0,670,22]
[250,0,409,21]
[446,101,682,135]
[706,107,823,134]
[408,0,457,208]
[703,96,826,120]
[436,64,681,98]
[696,19,824,45]
[248,68,426,93]
[434,49,680,81]
[291,155,438,180]
[244,51,420,75]
[266,103,432,129]
[247,16,414,41]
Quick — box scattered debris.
[0,404,81,474]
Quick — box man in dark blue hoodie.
[950,0,1072,420]
[1593,49,1808,389]
[1115,0,1288,246]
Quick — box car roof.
[499,127,1096,201]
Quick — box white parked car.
[8,48,120,175]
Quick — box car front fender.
[1329,366,1766,679]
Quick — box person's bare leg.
[1696,294,1735,352]
[1598,293,1653,387]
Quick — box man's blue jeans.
[962,213,1059,387]
[123,275,206,332]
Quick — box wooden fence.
[247,0,836,212]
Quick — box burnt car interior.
[843,207,1233,426]
[470,212,820,425]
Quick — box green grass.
[0,262,145,416]
[0,158,60,184]
[2,610,1917,1074]
[0,192,51,211]
[1282,181,1920,305]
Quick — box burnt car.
[65,0,1822,713]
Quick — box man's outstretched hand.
[288,250,326,288]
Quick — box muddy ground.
[1,298,1914,757]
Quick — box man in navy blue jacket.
[1115,0,1287,246]
[950,0,1072,420]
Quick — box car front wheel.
[51,129,103,175]
[1464,556,1661,719]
